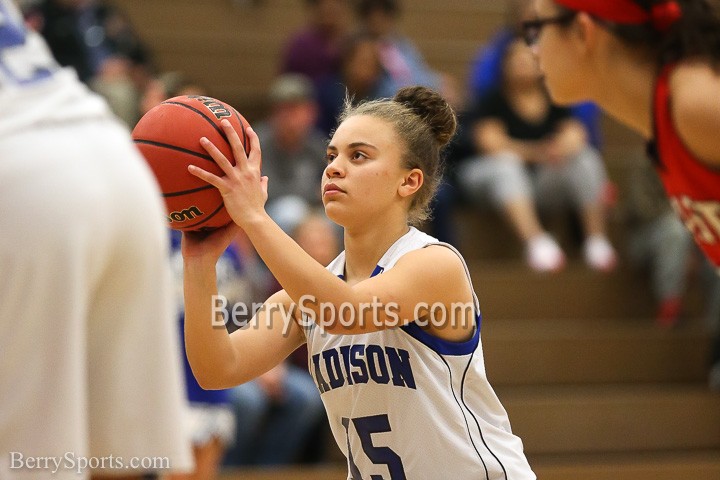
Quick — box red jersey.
[651,65,720,267]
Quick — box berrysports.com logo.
[8,452,170,474]
[210,294,476,335]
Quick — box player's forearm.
[241,214,366,319]
[183,259,239,389]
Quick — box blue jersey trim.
[400,313,481,356]
[338,265,384,281]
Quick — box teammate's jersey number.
[341,414,407,480]
[0,1,56,85]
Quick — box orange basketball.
[132,95,251,231]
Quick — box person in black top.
[456,39,616,272]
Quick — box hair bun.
[393,86,457,148]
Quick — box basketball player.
[182,86,536,479]
[0,1,192,478]
[524,0,720,390]
[523,0,720,268]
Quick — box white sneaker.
[526,234,565,272]
[584,235,617,272]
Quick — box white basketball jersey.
[0,0,110,137]
[305,227,535,480]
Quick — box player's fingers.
[188,164,224,190]
[200,136,235,175]
[246,126,263,170]
[212,221,243,246]
[219,119,249,166]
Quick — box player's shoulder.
[669,60,720,167]
[394,243,467,279]
[670,61,720,107]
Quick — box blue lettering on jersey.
[349,344,369,384]
[322,348,345,389]
[312,352,331,392]
[311,345,416,394]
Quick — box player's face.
[322,115,409,226]
[530,0,586,105]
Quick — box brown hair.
[338,86,457,226]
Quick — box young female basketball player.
[522,0,720,268]
[182,86,536,479]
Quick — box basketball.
[131,95,251,231]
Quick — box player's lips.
[323,183,345,196]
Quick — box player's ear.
[575,11,621,67]
[398,168,423,198]
[571,11,600,56]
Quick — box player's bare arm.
[185,272,305,390]
[350,245,477,341]
[182,226,305,390]
[671,62,720,168]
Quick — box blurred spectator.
[27,0,153,126]
[468,0,602,149]
[623,158,694,327]
[139,71,205,116]
[621,160,720,389]
[433,0,600,245]
[255,74,328,233]
[223,212,337,467]
[456,39,616,272]
[622,157,720,330]
[354,0,459,107]
[280,0,350,87]
[315,30,397,135]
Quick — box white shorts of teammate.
[186,404,236,446]
[0,117,194,479]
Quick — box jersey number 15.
[342,414,407,480]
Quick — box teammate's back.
[0,1,193,476]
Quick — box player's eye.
[325,153,337,163]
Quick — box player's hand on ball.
[189,119,269,227]
[181,222,242,263]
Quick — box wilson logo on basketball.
[188,95,232,120]
[167,206,204,223]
